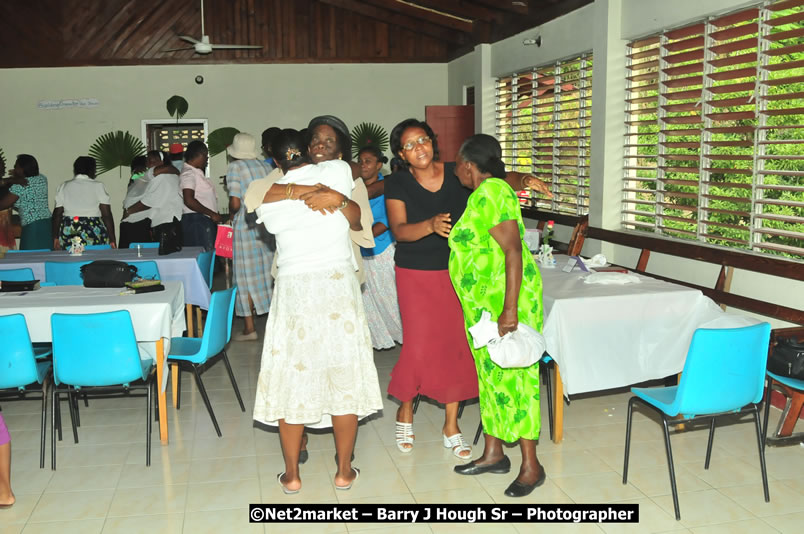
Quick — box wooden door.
[425,105,475,163]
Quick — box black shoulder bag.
[80,260,137,288]
[768,338,804,380]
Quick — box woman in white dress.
[253,129,382,494]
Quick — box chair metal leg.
[457,400,465,419]
[51,386,57,470]
[192,365,221,437]
[412,394,421,414]
[660,415,681,521]
[474,420,483,445]
[175,365,182,410]
[762,376,773,448]
[54,390,62,442]
[221,350,245,412]
[67,389,79,444]
[543,359,554,441]
[39,380,48,469]
[146,380,153,467]
[70,390,81,427]
[623,397,636,484]
[704,417,716,469]
[751,405,770,503]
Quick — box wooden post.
[156,339,168,444]
[553,365,564,443]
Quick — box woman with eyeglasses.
[384,118,550,460]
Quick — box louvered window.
[623,0,804,259]
[496,53,592,214]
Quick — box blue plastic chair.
[128,242,159,249]
[0,314,52,468]
[129,261,161,280]
[50,310,155,468]
[168,287,242,437]
[763,370,804,446]
[84,244,112,250]
[196,250,215,289]
[473,353,555,444]
[623,323,772,520]
[0,268,36,281]
[6,249,50,253]
[44,261,92,285]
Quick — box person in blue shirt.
[357,145,403,349]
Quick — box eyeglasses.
[402,136,431,151]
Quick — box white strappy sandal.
[443,433,472,460]
[395,421,414,453]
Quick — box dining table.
[538,256,759,442]
[0,280,186,443]
[0,247,210,309]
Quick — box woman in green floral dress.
[448,134,549,498]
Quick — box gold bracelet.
[338,198,349,210]
[285,183,294,200]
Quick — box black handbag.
[767,338,804,380]
[158,221,183,256]
[80,260,137,288]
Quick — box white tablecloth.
[539,258,759,396]
[0,281,186,391]
[0,247,210,309]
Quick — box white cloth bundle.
[582,272,642,285]
[468,310,546,368]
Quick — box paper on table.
[582,272,642,285]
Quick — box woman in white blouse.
[52,156,116,249]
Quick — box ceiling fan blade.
[209,44,263,50]
[179,35,200,44]
[161,46,197,52]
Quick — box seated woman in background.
[448,134,547,497]
[356,145,403,350]
[0,158,15,254]
[52,156,116,249]
[0,154,52,250]
[252,129,382,494]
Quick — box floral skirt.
[361,244,403,349]
[253,263,383,428]
[59,216,109,249]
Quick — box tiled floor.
[2,319,803,533]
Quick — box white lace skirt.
[253,263,383,429]
[361,244,404,349]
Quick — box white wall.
[447,0,803,328]
[0,63,447,230]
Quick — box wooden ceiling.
[0,0,592,67]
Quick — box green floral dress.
[448,178,543,442]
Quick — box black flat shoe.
[504,468,547,497]
[299,450,309,464]
[454,455,511,475]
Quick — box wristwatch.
[337,198,349,210]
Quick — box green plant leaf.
[166,95,189,121]
[88,131,146,176]
[207,127,240,158]
[350,122,389,160]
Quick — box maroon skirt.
[388,267,479,404]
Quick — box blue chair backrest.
[0,268,35,281]
[84,244,112,250]
[51,310,147,387]
[45,261,92,285]
[196,287,237,361]
[673,323,771,416]
[129,242,159,249]
[129,261,160,280]
[0,314,43,389]
[6,249,50,253]
[196,250,215,289]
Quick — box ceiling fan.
[162,0,262,55]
